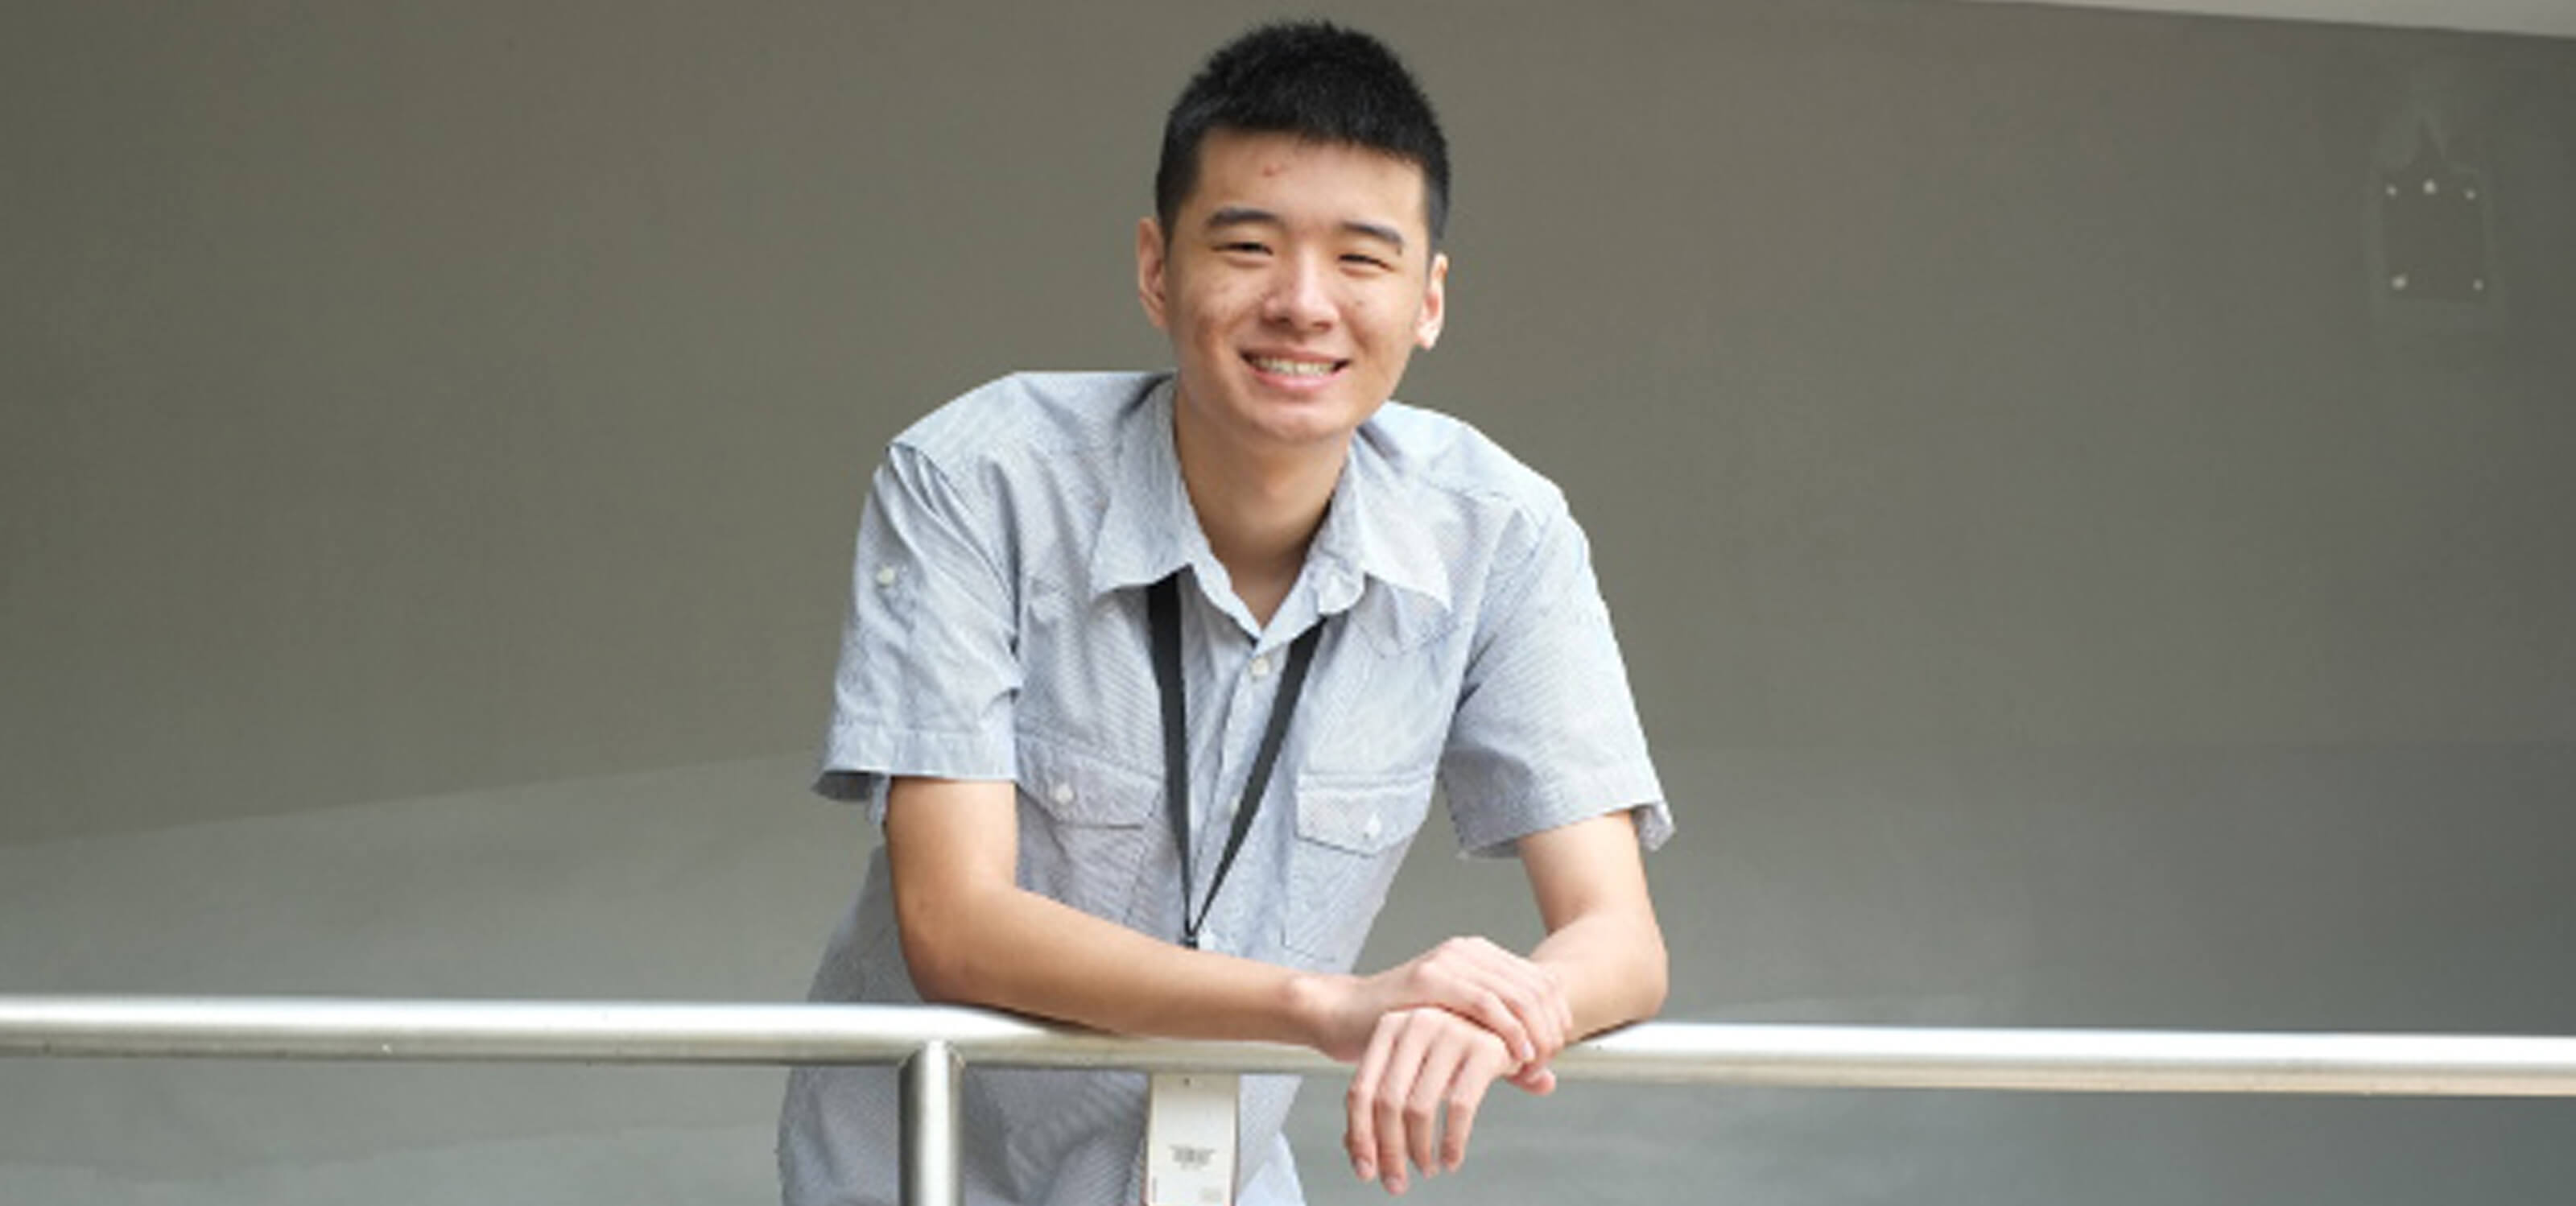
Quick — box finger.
[1455,982,1535,1066]
[1496,956,1570,1059]
[1374,1013,1439,1194]
[1403,1027,1472,1179]
[1461,962,1563,1067]
[1428,962,1548,1064]
[1431,941,1564,1061]
[1440,1032,1513,1172]
[1486,964,1564,1064]
[1344,1014,1400,1184]
[1505,1060,1558,1097]
[1407,944,1535,1064]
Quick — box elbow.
[901,938,975,1006]
[893,886,990,1006]
[1630,927,1670,1020]
[1637,956,1670,1020]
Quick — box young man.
[782,22,1670,1206]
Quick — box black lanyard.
[1148,573,1326,950]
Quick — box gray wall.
[6,2,2573,1203]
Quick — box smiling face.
[1138,129,1447,466]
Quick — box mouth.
[1242,352,1349,386]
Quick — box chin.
[1250,396,1375,444]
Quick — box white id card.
[1144,1072,1239,1206]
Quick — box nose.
[1259,253,1337,330]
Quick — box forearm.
[898,862,1342,1047]
[1517,808,1668,1040]
[1528,902,1667,1039]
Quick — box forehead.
[1180,129,1430,240]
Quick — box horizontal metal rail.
[13,995,2576,1206]
[8,994,2576,1097]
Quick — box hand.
[1344,1006,1538,1195]
[1309,936,1574,1080]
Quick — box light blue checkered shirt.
[781,372,1669,1206]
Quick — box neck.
[1172,409,1346,625]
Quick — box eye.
[1340,253,1393,271]
[1216,241,1271,256]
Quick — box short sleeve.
[814,442,1021,820]
[1439,506,1671,858]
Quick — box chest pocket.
[1299,587,1460,782]
[1014,735,1160,927]
[1282,769,1436,969]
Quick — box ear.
[1137,217,1171,332]
[1414,250,1448,350]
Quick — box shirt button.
[1249,655,1274,679]
[1051,783,1075,806]
[1363,812,1384,840]
[874,564,900,588]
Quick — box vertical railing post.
[901,1039,964,1206]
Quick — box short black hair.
[1155,21,1450,246]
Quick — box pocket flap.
[1294,773,1435,855]
[1017,736,1159,828]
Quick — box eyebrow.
[1203,206,1409,255]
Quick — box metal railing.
[9,994,2576,1204]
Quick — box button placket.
[1203,641,1281,852]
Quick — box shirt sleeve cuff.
[1449,760,1672,859]
[812,721,1018,825]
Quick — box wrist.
[1279,969,1356,1051]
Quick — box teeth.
[1249,356,1336,378]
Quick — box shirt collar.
[1088,376,1200,597]
[1307,420,1453,615]
[1085,378,1454,621]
